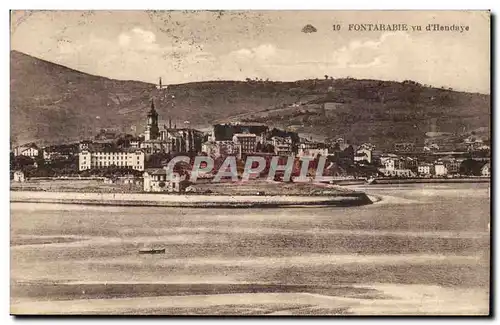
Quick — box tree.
[324,75,329,80]
[264,143,275,153]
[459,159,484,176]
[12,155,35,170]
[256,141,263,152]
[343,145,354,158]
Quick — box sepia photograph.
[9,9,491,316]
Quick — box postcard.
[10,10,490,316]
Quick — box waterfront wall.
[10,191,372,208]
[370,177,490,185]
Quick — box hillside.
[10,51,490,149]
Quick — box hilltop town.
[10,77,491,193]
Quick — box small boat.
[138,248,166,254]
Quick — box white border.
[2,1,498,324]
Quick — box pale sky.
[11,10,490,93]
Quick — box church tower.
[145,99,160,141]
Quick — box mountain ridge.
[10,50,490,149]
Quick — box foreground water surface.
[10,183,490,315]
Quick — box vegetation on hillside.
[11,51,490,149]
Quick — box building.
[202,141,242,159]
[14,143,39,158]
[212,123,268,142]
[463,135,485,152]
[159,128,203,153]
[138,99,203,154]
[384,157,408,171]
[394,142,416,152]
[481,163,490,177]
[404,157,418,170]
[129,138,141,149]
[354,147,372,163]
[327,137,349,151]
[434,163,448,177]
[271,136,293,156]
[379,156,417,177]
[417,163,433,176]
[43,144,78,161]
[12,170,25,182]
[144,99,160,141]
[140,139,169,155]
[379,168,416,178]
[79,140,93,151]
[143,168,188,192]
[79,149,145,171]
[156,77,168,90]
[359,143,376,151]
[94,129,118,141]
[423,144,440,152]
[440,157,461,175]
[298,139,328,159]
[233,133,257,154]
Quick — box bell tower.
[145,99,160,141]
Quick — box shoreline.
[10,191,373,208]
[367,177,490,185]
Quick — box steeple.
[148,99,158,117]
[145,98,159,141]
[159,77,162,89]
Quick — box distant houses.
[297,139,328,159]
[379,156,416,178]
[9,82,491,187]
[13,143,39,158]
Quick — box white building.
[79,141,93,151]
[354,148,372,163]
[232,133,257,154]
[79,150,145,171]
[434,163,448,177]
[417,163,433,176]
[14,144,39,158]
[359,142,376,151]
[12,170,25,182]
[379,168,416,178]
[384,158,398,171]
[143,168,185,192]
[481,163,490,177]
[130,139,140,148]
